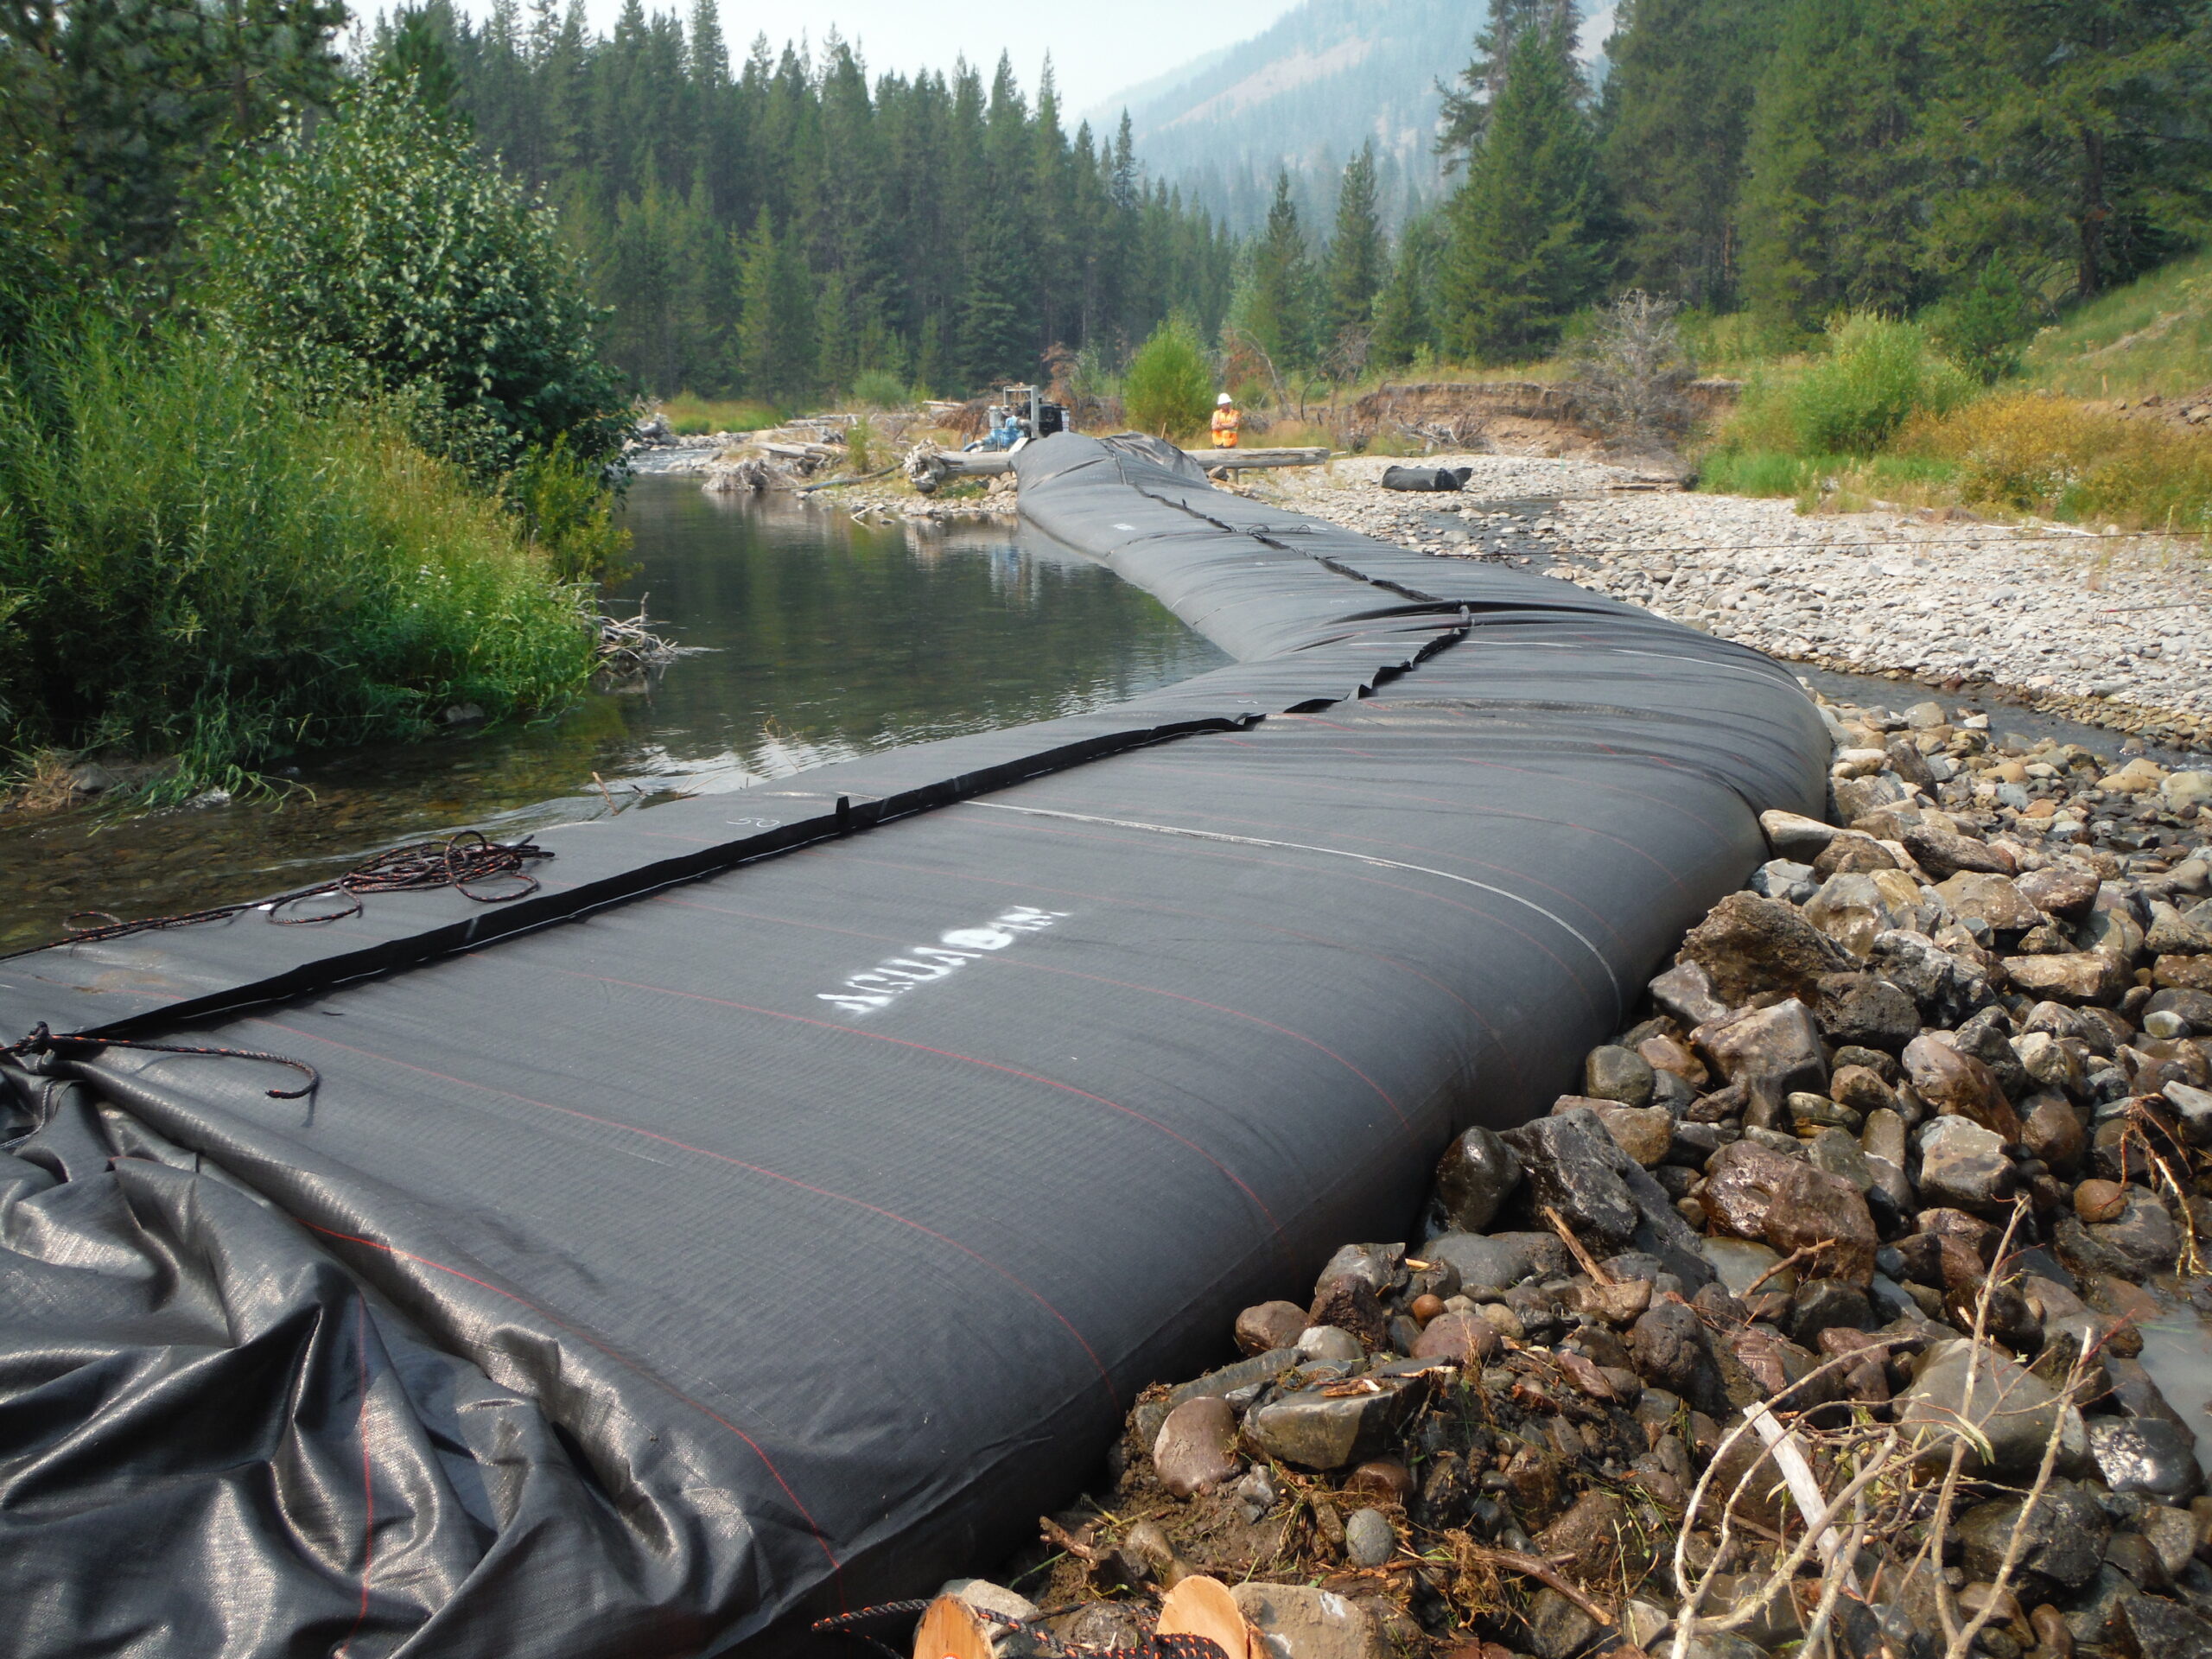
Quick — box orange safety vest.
[1210,405,1241,448]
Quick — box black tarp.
[0,434,1827,1657]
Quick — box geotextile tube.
[0,434,1828,1657]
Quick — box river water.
[0,479,1226,952]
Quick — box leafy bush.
[1911,394,2212,531]
[0,310,592,796]
[848,369,913,409]
[1786,314,1975,454]
[201,73,629,480]
[1123,317,1215,441]
[509,438,633,585]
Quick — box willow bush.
[0,311,594,798]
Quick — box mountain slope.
[1091,0,1617,236]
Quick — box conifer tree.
[1372,213,1443,367]
[1325,143,1386,344]
[737,206,813,404]
[1599,0,1785,308]
[1240,169,1317,370]
[1440,16,1606,361]
[1437,0,1583,168]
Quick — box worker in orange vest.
[1210,392,1241,449]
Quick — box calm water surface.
[0,479,1226,950]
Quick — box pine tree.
[1324,143,1385,345]
[380,4,464,116]
[1239,169,1317,371]
[1437,0,1583,168]
[1440,16,1606,361]
[737,205,813,404]
[1735,0,1938,339]
[1372,213,1444,367]
[1598,0,1785,308]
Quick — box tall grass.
[0,312,594,798]
[658,391,780,435]
[1907,394,2212,532]
[2020,247,2212,401]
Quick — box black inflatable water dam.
[0,435,1827,1657]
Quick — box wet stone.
[1420,1231,1568,1295]
[1500,1109,1641,1249]
[1815,970,1922,1050]
[2085,1189,2182,1279]
[1243,1382,1412,1471]
[1916,1115,2016,1211]
[2022,1094,2088,1173]
[1764,1156,1878,1284]
[1701,1139,1802,1241]
[1903,1033,2022,1141]
[2018,862,2102,921]
[1676,891,1853,1003]
[1410,1311,1500,1367]
[1432,1125,1523,1233]
[1955,1481,2112,1590]
[1695,998,1829,1114]
[1898,1338,2077,1478]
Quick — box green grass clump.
[659,391,780,435]
[0,313,594,798]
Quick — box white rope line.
[963,800,1622,1014]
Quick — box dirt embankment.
[1322,379,1741,458]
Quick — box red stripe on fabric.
[257,1018,1120,1412]
[542,966,1293,1252]
[646,892,1412,1135]
[291,1216,847,1580]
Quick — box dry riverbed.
[1259,457,2212,753]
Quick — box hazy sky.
[531,0,1313,114]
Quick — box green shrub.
[0,311,592,797]
[848,369,913,409]
[509,438,634,586]
[1123,317,1215,441]
[1926,256,2040,384]
[1786,314,1976,455]
[200,73,628,480]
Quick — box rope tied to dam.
[3,1021,321,1099]
[49,830,555,946]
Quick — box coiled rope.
[3,1021,320,1099]
[51,830,554,946]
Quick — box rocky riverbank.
[912,690,2212,1659]
[1261,458,2212,754]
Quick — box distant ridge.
[1092,0,1616,237]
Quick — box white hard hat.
[1217,392,1232,406]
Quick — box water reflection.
[0,481,1227,950]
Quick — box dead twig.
[1541,1205,1615,1286]
[1457,1544,1617,1630]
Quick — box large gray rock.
[1936,871,2041,933]
[1954,1480,2110,1589]
[2088,1417,2206,1502]
[2005,950,2132,1006]
[2084,1188,2182,1279]
[1916,1115,2016,1211]
[1500,1109,1640,1248]
[1433,1126,1522,1233]
[1904,822,2011,880]
[1815,971,1921,1050]
[1897,1338,2082,1478]
[1243,1382,1414,1471]
[1871,929,1993,1025]
[1231,1582,1389,1659]
[1421,1231,1567,1294]
[1583,1045,1656,1106]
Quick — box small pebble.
[1343,1506,1395,1568]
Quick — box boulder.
[1916,1116,2016,1211]
[1676,892,1853,1004]
[1954,1481,2110,1590]
[1764,1157,1879,1284]
[1433,1126,1523,1233]
[2007,950,2133,1005]
[1815,971,1921,1051]
[1694,1000,1829,1114]
[1500,1110,1641,1249]
[1897,1338,2082,1478]
[1759,809,1842,861]
[1871,930,1993,1025]
[1903,1034,2023,1141]
[1701,1140,1802,1241]
[1649,960,1733,1028]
